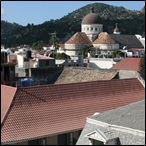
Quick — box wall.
[30,67,64,84]
[65,44,91,57]
[17,55,24,67]
[14,141,28,145]
[93,44,119,50]
[9,65,15,81]
[15,68,29,77]
[89,58,114,69]
[46,135,58,145]
[5,130,81,145]
[38,59,55,68]
[81,24,103,41]
[118,70,145,87]
[9,54,17,63]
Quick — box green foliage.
[139,54,145,80]
[55,53,71,59]
[1,3,145,47]
[112,50,125,58]
[32,42,43,51]
[80,46,92,58]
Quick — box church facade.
[64,7,120,58]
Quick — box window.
[10,66,14,71]
[28,138,46,145]
[95,28,97,31]
[58,133,73,145]
[91,27,93,31]
[28,139,39,145]
[40,138,46,145]
[92,139,104,145]
[86,130,120,145]
[46,60,49,66]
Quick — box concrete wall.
[93,44,119,50]
[89,58,114,69]
[118,70,145,87]
[46,135,58,145]
[118,70,139,79]
[30,67,64,84]
[11,141,28,145]
[8,130,81,145]
[17,55,24,67]
[38,59,55,68]
[65,44,91,57]
[15,68,29,77]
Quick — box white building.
[81,7,103,42]
[64,6,119,58]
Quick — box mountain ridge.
[1,3,145,47]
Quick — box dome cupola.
[82,7,102,24]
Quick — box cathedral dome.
[82,7,102,24]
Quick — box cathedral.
[64,7,120,58]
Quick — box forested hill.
[1,2,145,47]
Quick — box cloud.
[1,8,4,16]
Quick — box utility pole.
[49,32,57,58]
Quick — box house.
[16,50,55,77]
[1,52,17,86]
[1,78,144,145]
[112,57,145,87]
[55,66,118,84]
[76,99,145,145]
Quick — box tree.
[32,42,43,51]
[80,45,92,58]
[56,53,71,59]
[112,50,125,58]
[139,54,145,80]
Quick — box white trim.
[87,117,145,136]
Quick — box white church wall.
[93,44,119,50]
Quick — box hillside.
[1,2,145,47]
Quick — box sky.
[1,1,145,26]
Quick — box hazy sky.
[1,1,145,26]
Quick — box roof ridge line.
[22,88,47,102]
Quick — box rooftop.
[93,32,118,44]
[112,57,141,71]
[65,32,92,45]
[91,99,145,131]
[55,66,118,84]
[1,78,144,144]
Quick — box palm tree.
[81,45,92,58]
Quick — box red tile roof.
[58,44,65,48]
[93,32,118,44]
[65,32,92,44]
[1,78,144,144]
[19,54,54,60]
[112,58,141,71]
[1,85,17,124]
